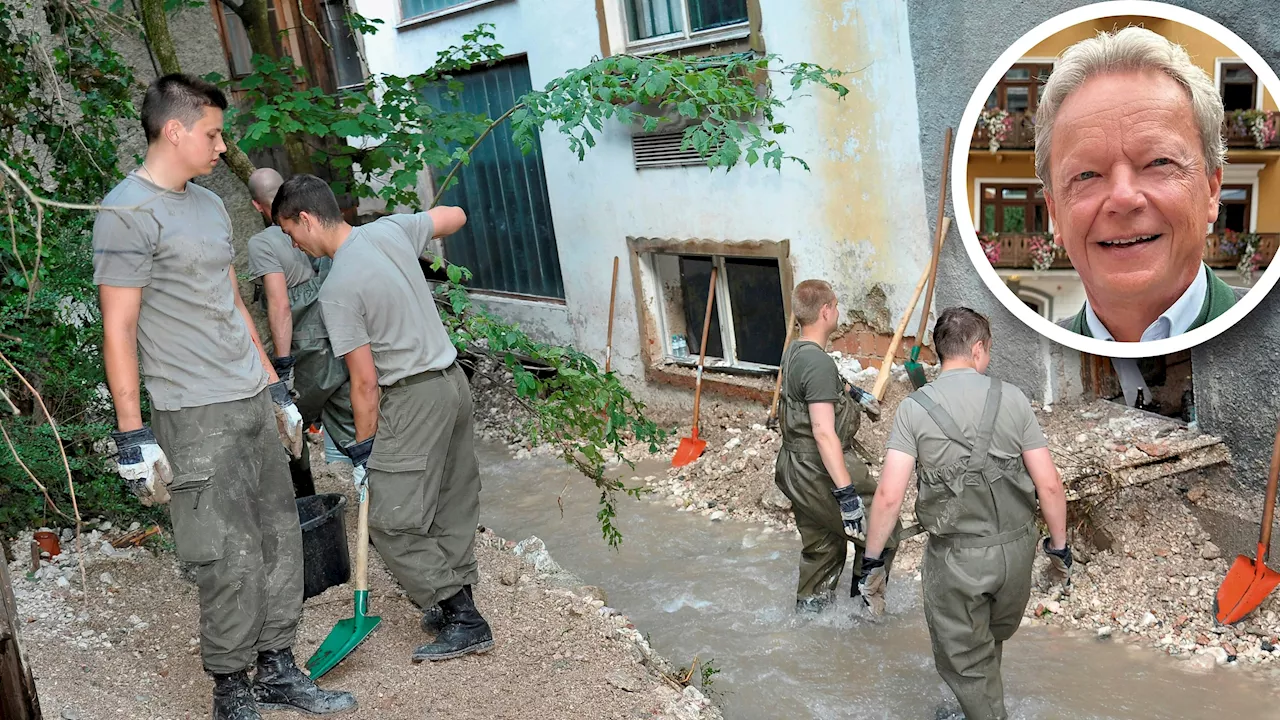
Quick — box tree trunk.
[221,0,315,175]
[138,0,258,186]
[0,557,42,720]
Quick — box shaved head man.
[249,168,285,214]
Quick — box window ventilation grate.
[632,131,716,169]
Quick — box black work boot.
[412,586,494,662]
[213,670,262,720]
[420,585,473,634]
[252,648,357,715]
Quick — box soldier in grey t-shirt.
[272,174,492,665]
[246,168,357,499]
[92,75,354,720]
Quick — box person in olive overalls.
[860,306,1071,720]
[774,279,900,613]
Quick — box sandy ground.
[8,440,720,720]
[473,354,1280,675]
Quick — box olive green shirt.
[91,172,268,411]
[246,225,316,288]
[886,368,1046,468]
[319,213,457,385]
[779,340,859,447]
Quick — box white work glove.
[268,380,304,458]
[857,555,888,616]
[831,484,866,542]
[111,427,173,506]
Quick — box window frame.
[1214,184,1254,235]
[974,180,1050,235]
[396,0,509,30]
[618,0,751,55]
[984,60,1055,117]
[1215,58,1263,112]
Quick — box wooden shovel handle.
[1261,417,1280,562]
[355,489,370,593]
[605,256,619,373]
[914,128,953,349]
[873,218,950,401]
[691,267,718,437]
[768,312,797,421]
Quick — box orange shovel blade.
[1216,550,1280,624]
[672,435,706,467]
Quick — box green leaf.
[446,264,462,284]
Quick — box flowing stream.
[477,447,1280,720]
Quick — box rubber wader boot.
[213,670,262,720]
[252,648,357,715]
[289,456,316,498]
[412,586,494,662]
[420,585,472,634]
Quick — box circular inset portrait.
[953,0,1280,358]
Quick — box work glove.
[271,355,297,394]
[831,484,866,542]
[858,554,888,616]
[1042,537,1073,586]
[268,380,304,458]
[848,384,882,421]
[112,426,173,507]
[346,438,374,498]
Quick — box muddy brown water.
[477,448,1280,720]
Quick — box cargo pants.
[152,389,304,674]
[774,446,901,607]
[367,363,481,608]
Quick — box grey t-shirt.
[92,173,268,411]
[886,368,1046,467]
[320,213,457,385]
[246,225,316,288]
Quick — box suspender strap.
[930,519,1033,549]
[965,379,1003,475]
[908,389,972,450]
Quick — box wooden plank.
[0,555,42,720]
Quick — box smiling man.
[1037,27,1247,342]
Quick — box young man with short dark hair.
[774,279,899,613]
[272,174,491,663]
[860,306,1071,720]
[246,167,356,498]
[93,74,356,719]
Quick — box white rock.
[1207,646,1231,665]
[56,577,70,588]
[1097,626,1113,639]
[1201,542,1222,561]
[99,573,114,586]
[709,511,726,521]
[1141,612,1158,627]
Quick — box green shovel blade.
[305,590,381,681]
[905,344,928,390]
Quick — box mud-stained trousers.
[288,336,357,496]
[151,389,304,674]
[922,527,1037,720]
[367,363,481,608]
[774,447,902,604]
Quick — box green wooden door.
[424,58,564,299]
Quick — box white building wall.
[351,0,934,379]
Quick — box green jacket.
[1058,269,1247,338]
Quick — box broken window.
[653,253,786,371]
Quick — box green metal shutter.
[424,58,565,299]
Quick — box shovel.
[605,256,619,374]
[672,267,718,467]
[872,217,949,401]
[306,486,381,679]
[765,311,797,430]
[906,127,953,390]
[1215,418,1280,625]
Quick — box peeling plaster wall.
[350,0,931,376]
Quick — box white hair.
[1034,26,1226,193]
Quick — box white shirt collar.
[1084,263,1208,342]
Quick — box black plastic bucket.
[296,493,351,601]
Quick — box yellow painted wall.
[971,14,1280,230]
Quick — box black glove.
[831,484,866,540]
[858,554,888,615]
[271,355,296,389]
[1042,537,1073,584]
[346,437,374,469]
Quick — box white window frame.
[1214,58,1265,112]
[644,252,784,372]
[617,0,750,56]
[1218,163,1264,233]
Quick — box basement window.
[651,253,787,372]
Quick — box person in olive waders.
[774,279,900,613]
[860,306,1071,720]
